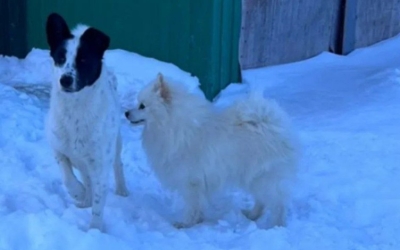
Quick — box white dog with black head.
[45,13,128,231]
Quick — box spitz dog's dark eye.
[139,103,145,109]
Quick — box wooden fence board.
[355,0,400,48]
[239,0,341,70]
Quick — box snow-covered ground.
[0,32,400,249]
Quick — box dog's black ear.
[80,28,110,57]
[46,13,72,51]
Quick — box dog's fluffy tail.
[227,91,300,162]
[230,92,292,132]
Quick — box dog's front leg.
[174,184,205,228]
[75,166,92,208]
[55,152,85,203]
[88,162,110,231]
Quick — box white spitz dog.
[125,73,298,228]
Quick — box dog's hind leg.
[244,173,286,228]
[55,152,85,203]
[113,134,128,197]
[242,200,264,221]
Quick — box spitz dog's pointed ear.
[46,13,72,52]
[156,72,164,83]
[154,73,171,102]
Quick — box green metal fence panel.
[25,0,241,100]
[0,0,27,57]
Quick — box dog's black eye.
[59,56,66,64]
[53,48,67,66]
[55,55,66,65]
[139,103,145,109]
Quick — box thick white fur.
[46,25,128,231]
[126,73,298,228]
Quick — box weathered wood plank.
[354,0,400,48]
[239,0,341,70]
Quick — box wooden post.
[341,0,358,55]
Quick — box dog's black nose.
[125,111,129,118]
[60,75,73,88]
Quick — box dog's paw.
[66,179,86,202]
[115,186,129,197]
[173,222,192,229]
[242,202,264,221]
[242,209,256,220]
[173,216,203,229]
[242,207,263,221]
[75,194,92,208]
[89,219,104,232]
